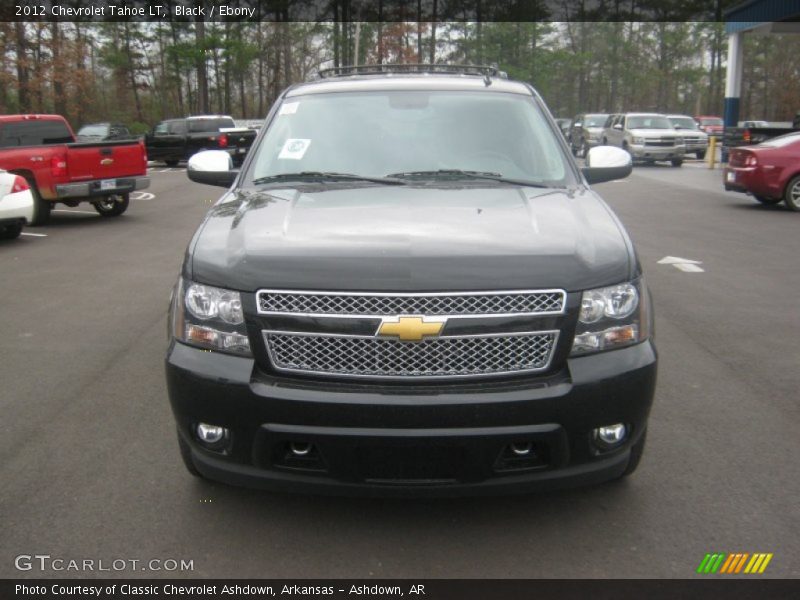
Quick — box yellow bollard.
[707,136,717,169]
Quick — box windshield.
[668,117,698,130]
[627,116,673,130]
[584,114,608,127]
[701,118,723,126]
[77,125,108,136]
[246,91,572,187]
[187,118,235,133]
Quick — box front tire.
[784,175,800,211]
[696,150,706,160]
[93,193,130,217]
[0,221,23,240]
[671,158,683,167]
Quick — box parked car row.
[562,112,726,165]
[0,114,150,229]
[0,113,263,240]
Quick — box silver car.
[667,114,709,160]
[568,113,609,157]
[602,113,686,167]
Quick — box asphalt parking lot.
[1,159,798,579]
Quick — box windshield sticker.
[278,138,311,160]
[279,102,299,116]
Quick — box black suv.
[167,65,656,496]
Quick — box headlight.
[170,279,252,356]
[631,136,645,145]
[570,279,651,356]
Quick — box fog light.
[594,423,627,447]
[196,423,227,445]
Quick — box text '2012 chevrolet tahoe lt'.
[166,65,656,496]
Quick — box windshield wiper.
[251,172,407,186]
[386,169,554,188]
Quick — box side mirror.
[613,123,623,130]
[582,146,632,185]
[187,150,238,188]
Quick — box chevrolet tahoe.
[166,65,657,496]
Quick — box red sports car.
[724,132,800,211]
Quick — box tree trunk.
[429,0,437,63]
[15,23,30,111]
[123,23,144,122]
[256,22,263,116]
[195,6,209,114]
[416,0,423,63]
[51,23,67,118]
[377,0,384,64]
[169,22,185,115]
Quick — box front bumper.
[165,339,657,496]
[628,144,685,160]
[723,166,778,198]
[56,176,150,199]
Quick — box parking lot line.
[20,232,47,237]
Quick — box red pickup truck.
[0,114,150,225]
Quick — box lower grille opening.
[494,441,550,473]
[272,441,327,472]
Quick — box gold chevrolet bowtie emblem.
[377,316,445,342]
[100,158,114,166]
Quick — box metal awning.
[725,0,800,33]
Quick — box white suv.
[667,114,709,160]
[602,113,685,167]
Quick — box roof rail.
[318,64,508,80]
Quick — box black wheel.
[0,221,23,240]
[784,175,800,212]
[25,178,51,226]
[696,150,706,160]
[177,429,203,478]
[754,195,782,205]
[165,160,179,167]
[671,158,683,167]
[619,429,647,478]
[92,193,129,217]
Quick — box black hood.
[188,184,635,293]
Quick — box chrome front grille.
[257,289,565,316]
[644,138,677,147]
[264,332,558,379]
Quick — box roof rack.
[318,64,508,80]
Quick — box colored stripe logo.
[697,553,773,574]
